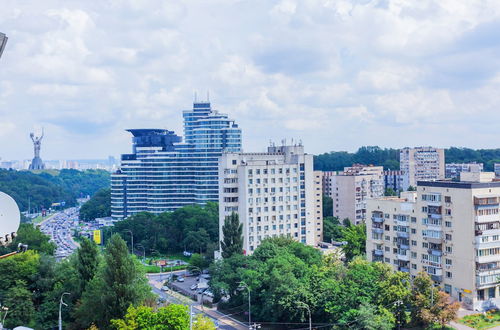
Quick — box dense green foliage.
[110,305,216,330]
[210,238,459,329]
[79,188,111,221]
[220,212,243,258]
[0,169,110,212]
[323,195,333,217]
[315,146,500,171]
[104,202,219,256]
[322,216,344,243]
[0,230,151,329]
[314,146,400,171]
[0,223,56,255]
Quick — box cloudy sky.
[1,0,500,160]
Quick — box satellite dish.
[0,191,21,239]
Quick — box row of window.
[248,167,298,175]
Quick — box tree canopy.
[79,188,111,221]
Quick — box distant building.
[445,163,483,179]
[0,32,7,59]
[111,102,241,220]
[384,170,410,192]
[367,172,500,311]
[218,144,321,254]
[400,147,445,188]
[495,163,500,177]
[323,165,384,225]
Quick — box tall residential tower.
[111,102,242,220]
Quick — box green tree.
[384,187,397,196]
[407,185,416,191]
[322,195,333,217]
[220,212,243,258]
[410,271,440,325]
[193,314,216,330]
[323,216,343,242]
[351,302,395,330]
[3,280,35,328]
[183,228,211,254]
[341,224,366,261]
[79,188,111,221]
[75,237,100,293]
[110,304,189,330]
[420,291,460,328]
[75,234,152,328]
[189,253,208,270]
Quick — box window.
[444,284,452,294]
[422,242,429,248]
[445,259,452,265]
[446,246,452,253]
[411,252,417,258]
[412,263,417,269]
[445,196,451,203]
[411,217,417,223]
[411,240,417,246]
[411,228,416,234]
[477,289,485,301]
[488,287,496,299]
[445,221,452,228]
[445,234,452,241]
[446,271,452,279]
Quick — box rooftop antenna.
[207,90,210,103]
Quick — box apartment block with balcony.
[445,163,483,180]
[400,147,445,188]
[218,144,319,254]
[367,171,500,311]
[384,170,410,192]
[325,165,384,225]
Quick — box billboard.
[93,230,101,245]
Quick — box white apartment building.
[367,172,500,311]
[445,163,483,180]
[218,144,322,255]
[323,165,384,225]
[384,170,410,192]
[400,147,445,188]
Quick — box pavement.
[147,273,248,330]
[39,208,80,259]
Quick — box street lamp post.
[238,281,251,328]
[1,306,9,328]
[123,230,134,255]
[59,292,70,330]
[296,302,312,330]
[136,244,146,262]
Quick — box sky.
[1,0,500,160]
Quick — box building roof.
[417,180,500,189]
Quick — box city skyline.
[1,1,500,160]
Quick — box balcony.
[372,228,384,234]
[397,231,409,239]
[398,267,410,273]
[372,216,384,223]
[474,196,499,206]
[429,213,442,220]
[476,255,500,264]
[475,214,500,224]
[431,275,443,282]
[397,253,410,261]
[427,248,443,257]
[373,249,384,256]
[399,244,410,250]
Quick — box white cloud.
[1,0,500,159]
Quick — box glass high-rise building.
[111,102,242,220]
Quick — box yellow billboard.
[93,230,101,245]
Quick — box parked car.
[161,286,169,291]
[201,274,211,280]
[190,284,198,290]
[203,290,214,298]
[177,277,185,282]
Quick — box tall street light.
[123,229,134,255]
[296,301,312,330]
[59,292,70,330]
[238,281,251,328]
[136,244,146,262]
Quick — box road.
[147,273,248,330]
[39,207,80,259]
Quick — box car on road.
[177,277,185,282]
[161,286,169,291]
[190,284,198,290]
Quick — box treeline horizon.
[314,146,500,172]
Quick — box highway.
[39,207,80,259]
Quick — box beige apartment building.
[323,165,384,224]
[400,147,445,188]
[218,144,322,255]
[367,172,500,311]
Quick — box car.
[177,277,185,282]
[190,284,198,290]
[201,274,211,280]
[161,286,169,291]
[203,290,214,298]
[197,288,206,294]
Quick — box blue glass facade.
[111,102,241,220]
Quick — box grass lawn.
[459,310,500,329]
[140,264,187,274]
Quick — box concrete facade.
[400,147,445,188]
[367,172,500,311]
[323,165,384,225]
[445,163,483,180]
[218,144,320,255]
